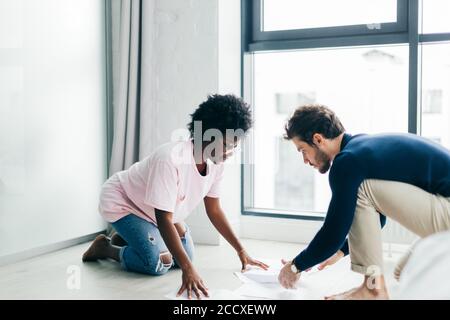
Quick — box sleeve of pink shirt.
[206,163,225,198]
[144,160,179,213]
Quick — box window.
[263,0,397,32]
[251,46,408,215]
[243,0,450,219]
[251,0,408,42]
[422,89,443,114]
[421,0,450,34]
[421,43,450,149]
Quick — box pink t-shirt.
[99,140,224,225]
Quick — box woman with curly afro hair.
[82,94,268,299]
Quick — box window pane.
[263,0,397,32]
[252,46,408,214]
[421,0,450,34]
[421,43,450,149]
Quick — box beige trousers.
[349,179,450,276]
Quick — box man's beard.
[315,147,331,174]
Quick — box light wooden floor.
[0,238,401,299]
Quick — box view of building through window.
[252,46,410,214]
[421,43,450,149]
[421,0,450,34]
[263,0,397,31]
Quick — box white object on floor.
[165,257,364,300]
[394,230,450,299]
[234,281,321,300]
[164,288,248,300]
[234,257,363,300]
[234,259,284,284]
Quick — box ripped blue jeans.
[111,213,194,276]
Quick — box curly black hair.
[188,94,252,138]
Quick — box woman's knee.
[184,247,194,263]
[141,250,173,276]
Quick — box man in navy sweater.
[277,105,450,299]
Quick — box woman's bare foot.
[82,234,111,262]
[110,232,127,246]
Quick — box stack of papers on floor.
[164,288,251,300]
[166,256,363,300]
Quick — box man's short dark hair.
[188,94,252,138]
[284,104,345,145]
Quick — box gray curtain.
[106,0,155,234]
[107,0,155,176]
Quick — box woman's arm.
[203,196,269,271]
[155,209,208,299]
[203,196,243,252]
[155,209,192,270]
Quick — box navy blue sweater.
[293,133,450,271]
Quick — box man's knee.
[356,179,383,210]
[358,179,373,198]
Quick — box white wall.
[147,0,242,245]
[217,0,242,231]
[0,0,108,261]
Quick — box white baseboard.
[0,231,106,267]
[240,215,322,244]
[188,224,222,245]
[188,219,240,246]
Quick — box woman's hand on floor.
[238,249,270,272]
[177,266,209,300]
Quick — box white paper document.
[164,289,247,300]
[234,259,283,284]
[165,256,363,300]
[233,257,363,299]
